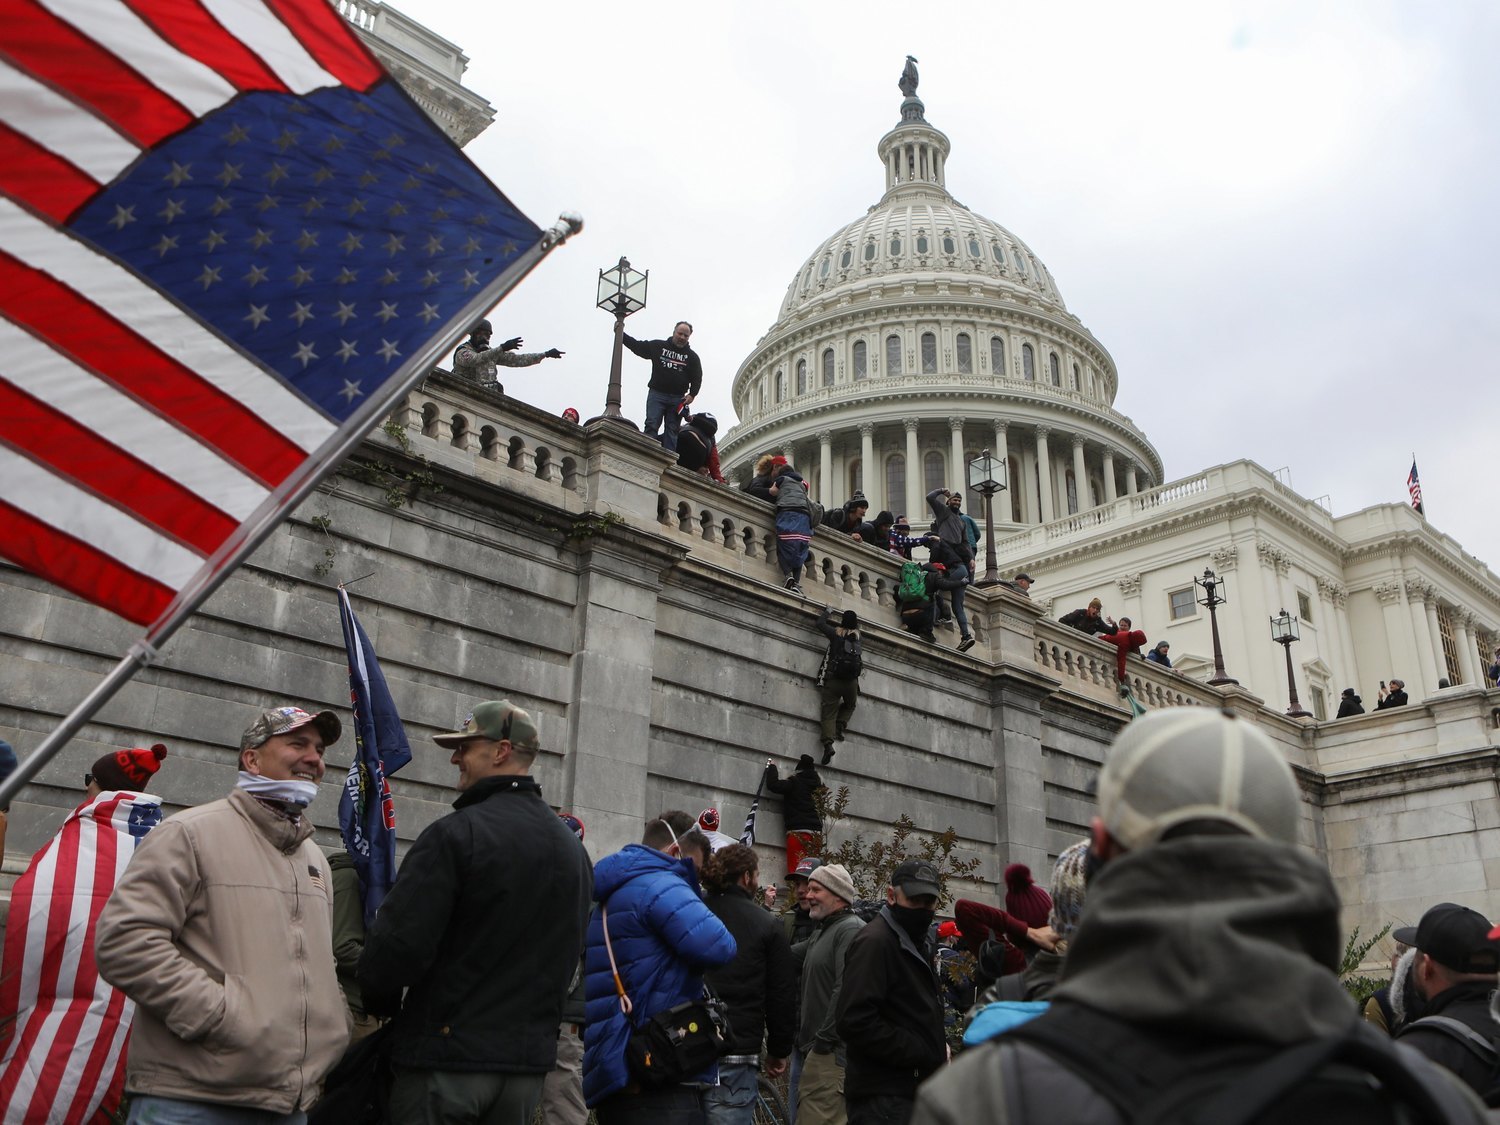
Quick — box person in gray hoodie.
[913,708,1490,1125]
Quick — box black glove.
[501,336,523,352]
[544,348,564,359]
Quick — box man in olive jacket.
[359,700,593,1125]
[96,705,351,1119]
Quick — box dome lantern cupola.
[879,58,951,199]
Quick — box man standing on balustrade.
[626,320,702,451]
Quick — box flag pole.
[0,213,583,810]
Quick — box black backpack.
[827,632,862,679]
[999,1002,1485,1125]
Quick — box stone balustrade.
[1035,619,1219,711]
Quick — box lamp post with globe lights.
[593,257,647,426]
[965,450,1007,586]
[1269,609,1313,718]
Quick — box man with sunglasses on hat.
[357,700,593,1125]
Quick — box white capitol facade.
[720,78,1500,718]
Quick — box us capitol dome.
[719,65,1163,534]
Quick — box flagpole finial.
[541,212,585,250]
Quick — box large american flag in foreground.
[0,791,163,1124]
[0,0,552,627]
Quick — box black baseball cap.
[1394,903,1500,973]
[892,858,941,899]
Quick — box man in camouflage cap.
[452,319,565,393]
[360,700,592,1124]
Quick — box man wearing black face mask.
[835,859,946,1125]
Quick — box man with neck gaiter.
[97,705,350,1123]
[836,859,946,1125]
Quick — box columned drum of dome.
[719,70,1162,559]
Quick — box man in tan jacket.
[97,705,351,1123]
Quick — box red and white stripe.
[0,0,383,625]
[0,791,163,1124]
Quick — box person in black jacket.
[835,859,946,1125]
[1376,678,1409,709]
[701,844,797,1125]
[815,608,862,765]
[359,700,593,1125]
[1058,598,1116,636]
[898,562,967,645]
[676,412,722,479]
[1394,903,1500,1097]
[765,756,824,875]
[625,320,702,452]
[1336,688,1365,717]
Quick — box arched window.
[941,233,956,256]
[796,358,807,395]
[759,381,767,412]
[920,332,937,373]
[990,335,1006,375]
[1009,457,1023,521]
[864,240,876,261]
[915,233,929,255]
[956,333,972,374]
[821,348,835,387]
[818,256,831,279]
[1072,362,1081,390]
[840,247,853,269]
[1066,469,1078,514]
[992,241,1007,268]
[1022,344,1035,381]
[1049,352,1061,386]
[1015,253,1028,278]
[853,340,868,380]
[886,454,905,511]
[848,458,862,498]
[775,369,786,403]
[923,450,945,494]
[889,234,902,257]
[886,335,903,376]
[968,236,982,258]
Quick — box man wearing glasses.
[360,699,594,1125]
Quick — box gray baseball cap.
[1098,709,1299,852]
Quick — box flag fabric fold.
[1,0,549,628]
[337,587,412,928]
[0,791,163,1124]
[740,773,767,847]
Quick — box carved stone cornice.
[1256,538,1291,575]
[1405,576,1433,602]
[1316,575,1348,607]
[1115,572,1142,597]
[1373,580,1403,604]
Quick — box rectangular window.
[1437,604,1461,684]
[1169,588,1197,620]
[1296,591,1313,623]
[885,456,905,511]
[1310,687,1326,721]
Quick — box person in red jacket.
[1101,616,1147,681]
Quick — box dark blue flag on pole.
[740,772,767,847]
[337,587,412,927]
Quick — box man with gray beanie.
[913,708,1490,1124]
[793,863,865,1125]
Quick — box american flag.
[0,791,163,1124]
[1407,459,1424,516]
[0,0,565,629]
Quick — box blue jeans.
[702,1062,759,1125]
[948,564,971,638]
[788,1048,804,1122]
[127,1097,305,1125]
[644,389,685,451]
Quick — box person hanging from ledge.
[768,456,816,597]
[1101,616,1147,684]
[451,318,564,393]
[676,412,726,483]
[814,607,863,765]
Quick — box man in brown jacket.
[96,705,351,1123]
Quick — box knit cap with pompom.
[1003,862,1053,928]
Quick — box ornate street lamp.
[593,257,648,426]
[1194,567,1238,686]
[1269,608,1313,718]
[965,449,1007,586]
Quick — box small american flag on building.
[1407,459,1424,516]
[0,0,569,629]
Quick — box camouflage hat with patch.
[240,706,341,751]
[433,699,541,752]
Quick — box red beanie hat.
[90,743,167,792]
[1004,863,1053,928]
[698,808,720,832]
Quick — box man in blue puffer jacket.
[583,815,738,1123]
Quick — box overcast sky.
[408,0,1498,573]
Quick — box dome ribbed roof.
[773,92,1065,324]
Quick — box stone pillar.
[904,417,921,520]
[993,421,1010,520]
[948,417,966,491]
[1034,426,1054,524]
[818,430,834,508]
[859,422,877,511]
[1125,463,1139,495]
[1372,580,1416,695]
[990,673,1059,878]
[1071,434,1088,514]
[1455,611,1479,685]
[1423,591,1447,685]
[1405,579,1439,695]
[1100,448,1117,504]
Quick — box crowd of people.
[6,702,1500,1124]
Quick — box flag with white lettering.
[1407,459,1424,516]
[337,587,411,928]
[0,0,546,627]
[0,791,162,1123]
[740,773,766,847]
